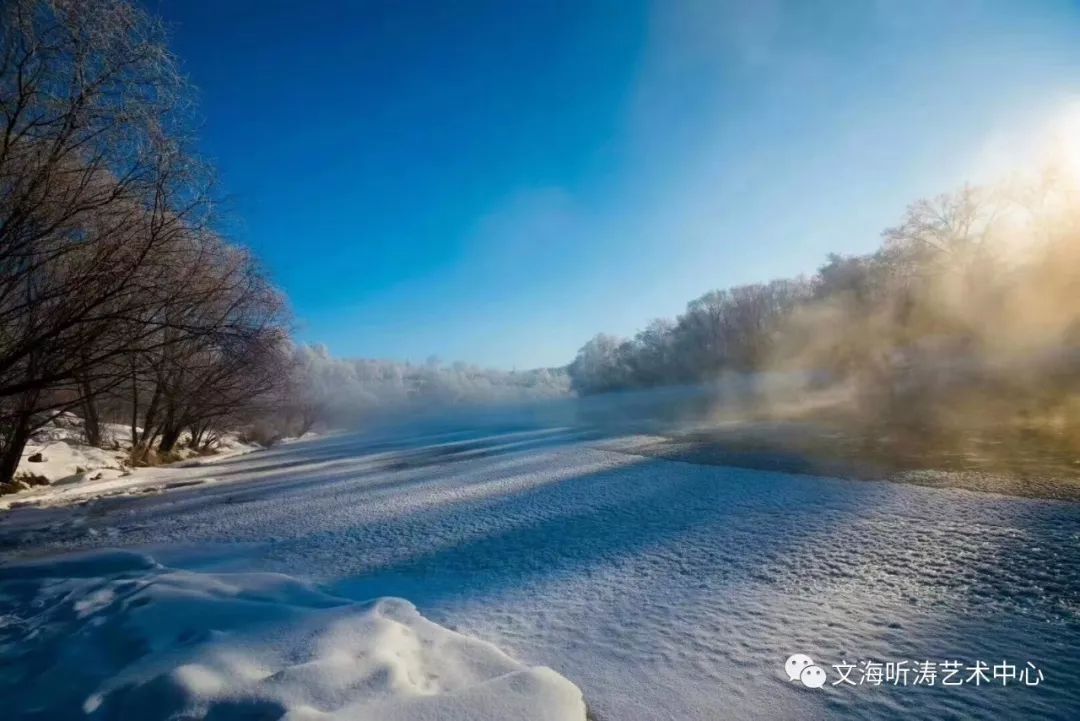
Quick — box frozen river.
[2,421,1079,719]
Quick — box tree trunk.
[0,411,34,486]
[158,424,183,453]
[132,383,162,462]
[129,362,139,451]
[189,422,207,449]
[78,375,102,447]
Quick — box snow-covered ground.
[1,550,583,720]
[7,416,135,491]
[2,421,1079,719]
[2,417,265,510]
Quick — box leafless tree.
[0,0,293,485]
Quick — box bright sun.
[1047,102,1080,182]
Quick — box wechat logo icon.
[785,653,827,689]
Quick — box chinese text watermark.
[785,654,1045,690]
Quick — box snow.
[0,549,585,721]
[17,439,130,491]
[2,421,1079,720]
[12,416,132,487]
[2,418,264,510]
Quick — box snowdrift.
[0,550,585,721]
[2,414,266,509]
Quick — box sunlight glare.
[1047,101,1080,183]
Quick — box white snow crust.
[0,549,585,721]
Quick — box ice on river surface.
[2,421,1078,719]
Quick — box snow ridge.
[0,549,585,721]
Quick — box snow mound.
[0,550,585,721]
[18,439,126,484]
[2,416,268,508]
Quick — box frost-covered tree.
[566,172,1080,438]
[0,0,291,482]
[285,345,570,429]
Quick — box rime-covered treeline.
[0,0,291,485]
[284,345,569,431]
[569,173,1080,429]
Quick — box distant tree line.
[287,345,569,431]
[569,277,812,395]
[0,0,291,486]
[569,173,1080,430]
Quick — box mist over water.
[337,362,1080,504]
[544,169,1080,495]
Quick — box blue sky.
[154,0,1080,369]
